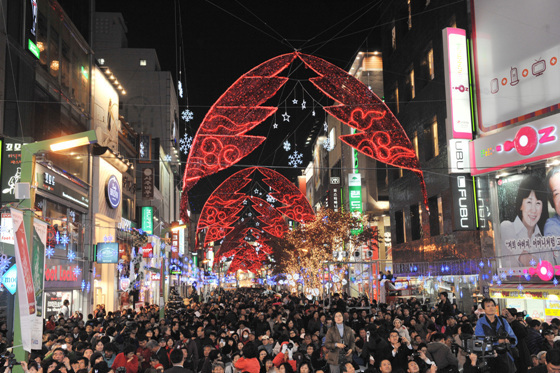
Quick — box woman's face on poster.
[520,190,543,228]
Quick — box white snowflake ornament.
[266,194,276,203]
[283,141,291,152]
[181,109,193,122]
[180,133,193,155]
[288,151,303,168]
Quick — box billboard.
[141,207,153,234]
[348,173,362,214]
[472,0,560,132]
[92,67,119,152]
[496,165,560,270]
[470,113,560,175]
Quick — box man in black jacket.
[380,330,413,372]
[148,339,171,369]
[165,348,193,373]
[502,308,531,373]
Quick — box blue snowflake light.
[530,258,537,267]
[479,261,484,268]
[86,282,91,293]
[73,267,82,277]
[283,141,291,152]
[117,263,123,272]
[60,234,70,246]
[81,280,86,291]
[55,232,60,244]
[67,250,76,262]
[554,278,559,286]
[517,284,524,291]
[164,154,172,162]
[46,246,55,259]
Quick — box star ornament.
[292,98,298,105]
[282,112,290,122]
[273,123,278,129]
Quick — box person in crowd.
[425,333,457,372]
[165,348,192,373]
[527,320,545,355]
[325,312,355,373]
[111,345,139,373]
[475,298,517,373]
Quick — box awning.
[489,283,560,300]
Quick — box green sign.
[348,173,362,213]
[28,39,40,59]
[81,66,88,80]
[141,207,153,234]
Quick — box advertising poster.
[32,219,47,317]
[44,291,71,318]
[11,208,36,352]
[93,67,119,152]
[497,166,560,269]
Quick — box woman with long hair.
[500,176,548,267]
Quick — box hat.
[543,329,555,336]
[261,335,269,340]
[506,308,518,317]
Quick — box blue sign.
[96,243,119,263]
[2,264,17,295]
[106,175,121,209]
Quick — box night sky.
[95,0,384,212]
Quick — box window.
[410,204,421,240]
[424,117,439,159]
[406,65,415,100]
[413,131,419,159]
[140,59,147,66]
[421,46,434,81]
[391,20,397,50]
[395,210,405,244]
[394,84,400,114]
[428,196,443,236]
[407,0,412,30]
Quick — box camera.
[452,334,512,373]
[411,351,421,358]
[287,343,294,350]
[116,367,127,373]
[0,352,18,369]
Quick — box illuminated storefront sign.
[105,175,121,209]
[141,207,153,234]
[348,173,362,214]
[450,174,476,230]
[442,27,472,140]
[36,166,89,208]
[448,139,470,174]
[470,113,560,175]
[1,264,17,295]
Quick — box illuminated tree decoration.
[196,166,314,248]
[180,52,428,222]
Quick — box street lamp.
[13,131,97,368]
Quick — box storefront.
[92,156,125,312]
[489,284,560,322]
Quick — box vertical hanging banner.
[32,219,47,316]
[11,208,36,352]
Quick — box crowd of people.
[6,288,560,373]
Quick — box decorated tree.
[269,208,376,293]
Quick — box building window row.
[394,194,443,244]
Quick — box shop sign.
[442,28,472,140]
[348,173,362,214]
[120,277,130,291]
[471,114,560,175]
[141,207,153,234]
[142,168,154,199]
[105,175,121,209]
[138,135,151,163]
[1,264,17,295]
[45,265,80,282]
[1,213,13,244]
[490,289,552,300]
[36,169,89,208]
[142,243,153,258]
[546,308,560,317]
[450,174,476,230]
[118,218,132,230]
[1,140,27,203]
[448,139,470,174]
[151,273,160,281]
[96,243,119,263]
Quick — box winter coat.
[324,324,355,366]
[426,341,458,370]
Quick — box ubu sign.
[448,139,470,174]
[106,175,121,209]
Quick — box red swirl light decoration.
[181,52,428,222]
